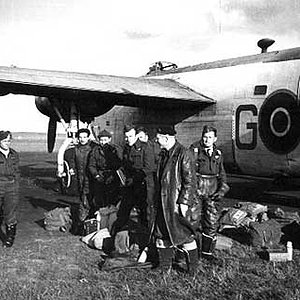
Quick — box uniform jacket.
[122,139,156,183]
[154,141,196,246]
[190,141,227,191]
[88,143,121,180]
[67,141,96,194]
[147,139,161,167]
[0,148,20,182]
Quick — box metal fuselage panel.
[97,58,300,177]
[155,60,300,177]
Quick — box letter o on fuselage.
[258,89,300,154]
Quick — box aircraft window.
[146,61,178,75]
[106,121,110,126]
[254,85,267,95]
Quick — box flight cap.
[98,129,112,138]
[76,128,90,137]
[157,126,176,136]
[0,130,11,141]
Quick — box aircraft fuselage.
[96,47,300,178]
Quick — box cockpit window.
[146,61,178,75]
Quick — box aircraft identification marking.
[235,104,257,150]
[269,107,291,137]
[236,90,300,154]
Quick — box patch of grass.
[2,152,300,299]
[1,234,300,299]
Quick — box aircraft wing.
[0,66,214,106]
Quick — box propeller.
[47,117,57,153]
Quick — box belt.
[0,176,15,182]
[196,174,218,178]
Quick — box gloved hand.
[125,177,134,187]
[211,191,224,201]
[179,203,189,217]
[95,173,104,183]
[69,168,75,176]
[114,230,130,254]
[105,174,115,185]
[81,194,89,208]
[212,182,230,201]
[133,170,145,182]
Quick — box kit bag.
[44,207,72,232]
[83,218,100,236]
[83,205,118,236]
[249,219,282,249]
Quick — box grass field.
[1,135,300,299]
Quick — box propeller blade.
[47,118,57,153]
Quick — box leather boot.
[156,248,174,273]
[4,224,16,248]
[201,233,217,261]
[187,248,199,274]
[174,248,186,269]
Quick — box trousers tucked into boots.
[4,224,17,248]
[201,233,216,258]
[183,248,198,274]
[182,240,199,274]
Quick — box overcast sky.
[0,0,299,132]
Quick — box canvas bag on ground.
[83,206,118,236]
[44,207,72,231]
[249,219,282,249]
[81,228,111,250]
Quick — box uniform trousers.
[0,179,19,226]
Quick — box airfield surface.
[12,151,300,250]
[0,149,299,299]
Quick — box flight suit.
[0,148,20,247]
[88,143,122,209]
[68,141,96,229]
[190,141,229,257]
[113,139,155,233]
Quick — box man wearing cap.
[190,125,229,261]
[112,124,156,234]
[152,126,198,273]
[0,131,20,247]
[88,129,121,209]
[67,128,96,234]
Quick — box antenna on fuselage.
[257,38,275,53]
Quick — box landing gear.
[59,160,72,195]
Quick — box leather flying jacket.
[88,143,122,180]
[154,141,196,246]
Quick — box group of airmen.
[68,124,229,273]
[0,124,229,274]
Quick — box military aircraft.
[0,38,299,181]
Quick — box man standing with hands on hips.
[0,131,20,248]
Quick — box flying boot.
[182,240,199,274]
[156,247,174,273]
[3,224,17,248]
[201,233,217,262]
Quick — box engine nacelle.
[35,96,115,123]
